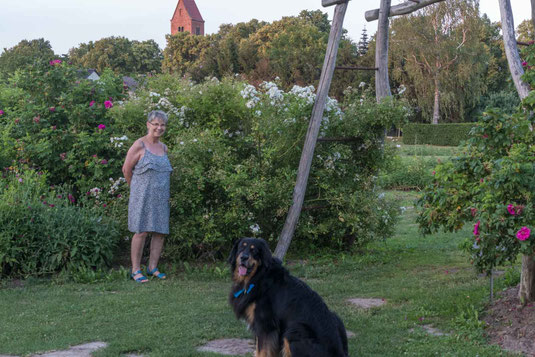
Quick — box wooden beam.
[365,0,445,22]
[499,0,530,100]
[335,66,378,71]
[274,2,349,260]
[375,0,392,101]
[517,41,531,46]
[322,0,348,7]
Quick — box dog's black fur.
[228,237,348,357]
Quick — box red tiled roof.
[172,0,204,22]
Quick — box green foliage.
[109,76,406,259]
[379,155,438,190]
[417,104,535,273]
[389,1,495,123]
[402,123,474,146]
[68,37,162,75]
[0,168,120,278]
[0,39,55,81]
[0,60,128,197]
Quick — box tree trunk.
[531,0,535,32]
[432,76,440,124]
[375,0,392,102]
[499,0,530,99]
[274,2,348,260]
[519,254,535,305]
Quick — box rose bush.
[417,43,535,276]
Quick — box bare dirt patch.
[196,339,254,356]
[484,285,535,356]
[347,298,386,309]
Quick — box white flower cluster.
[321,152,341,170]
[89,187,101,199]
[290,85,316,105]
[108,177,126,195]
[250,223,260,234]
[110,135,128,148]
[262,82,284,104]
[241,84,260,108]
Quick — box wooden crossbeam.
[365,0,445,21]
[322,0,349,8]
[335,66,378,71]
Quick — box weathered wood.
[375,0,392,101]
[274,2,348,260]
[519,255,535,305]
[322,0,348,8]
[335,66,378,71]
[499,0,530,100]
[517,41,531,46]
[365,0,445,22]
[532,0,535,31]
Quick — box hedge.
[402,123,474,146]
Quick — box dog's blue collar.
[234,283,255,298]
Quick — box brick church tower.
[171,0,205,36]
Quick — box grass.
[0,190,517,357]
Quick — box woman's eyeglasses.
[149,122,166,128]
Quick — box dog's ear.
[259,240,274,269]
[227,238,241,265]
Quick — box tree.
[357,27,369,56]
[68,37,162,75]
[389,0,487,123]
[0,38,56,80]
[517,19,535,42]
[162,32,212,80]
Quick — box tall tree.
[68,37,162,75]
[517,19,535,42]
[389,0,487,123]
[357,27,369,56]
[0,38,55,80]
[162,32,212,80]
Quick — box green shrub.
[378,155,438,190]
[110,78,407,259]
[402,123,474,146]
[0,168,120,278]
[0,61,127,196]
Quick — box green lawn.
[0,191,516,356]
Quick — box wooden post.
[375,0,392,102]
[499,0,530,99]
[274,1,349,260]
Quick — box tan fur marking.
[256,333,279,357]
[245,302,256,325]
[282,338,292,357]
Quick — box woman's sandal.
[147,266,167,280]
[131,270,149,283]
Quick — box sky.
[0,0,531,55]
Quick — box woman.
[122,110,173,283]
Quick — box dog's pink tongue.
[238,266,247,276]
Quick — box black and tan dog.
[228,237,348,357]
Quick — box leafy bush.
[378,155,438,190]
[110,77,407,259]
[402,123,474,146]
[0,168,120,278]
[417,44,535,277]
[0,60,128,196]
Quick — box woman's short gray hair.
[147,110,168,124]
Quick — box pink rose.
[507,204,516,215]
[33,115,40,123]
[0,110,4,116]
[104,100,113,109]
[49,59,62,66]
[100,159,108,165]
[517,226,531,241]
[473,221,480,236]
[98,124,106,130]
[89,101,96,107]
[49,107,55,112]
[522,61,528,67]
